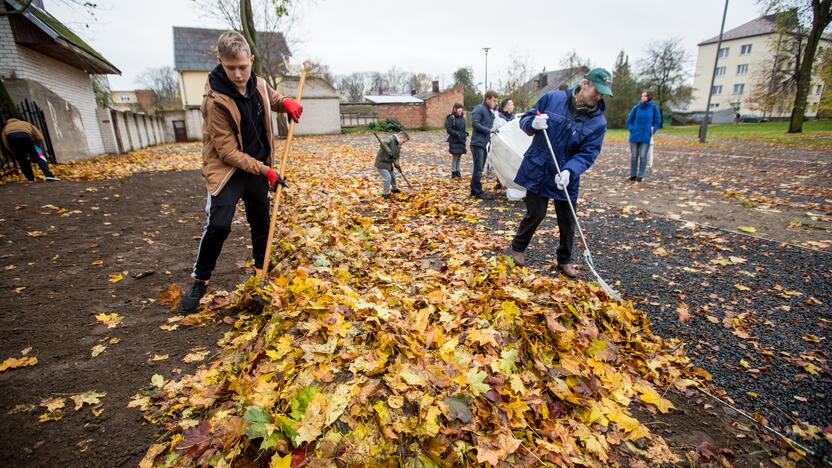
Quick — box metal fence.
[0,99,56,177]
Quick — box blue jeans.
[630,142,649,178]
[470,146,486,195]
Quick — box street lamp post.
[483,47,491,93]
[700,0,729,143]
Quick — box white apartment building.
[691,14,829,118]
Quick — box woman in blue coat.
[626,90,661,182]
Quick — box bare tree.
[638,38,692,114]
[301,59,334,84]
[137,66,181,113]
[559,49,591,70]
[748,13,804,117]
[383,67,409,94]
[337,72,368,102]
[409,72,435,94]
[501,49,537,111]
[193,0,296,88]
[758,0,832,132]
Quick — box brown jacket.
[200,77,286,195]
[2,118,45,152]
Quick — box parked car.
[739,115,768,123]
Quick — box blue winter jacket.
[514,88,607,202]
[470,103,495,149]
[626,100,661,143]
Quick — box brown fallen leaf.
[160,283,182,310]
[677,302,691,323]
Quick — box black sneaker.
[45,176,60,181]
[391,188,401,193]
[628,176,637,181]
[382,193,391,199]
[635,177,643,182]
[180,280,208,312]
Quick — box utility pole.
[483,47,491,93]
[700,0,729,143]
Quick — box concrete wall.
[292,98,341,134]
[377,103,425,129]
[691,34,827,117]
[96,109,170,153]
[179,71,208,108]
[0,16,105,161]
[424,85,464,129]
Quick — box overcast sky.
[46,0,763,91]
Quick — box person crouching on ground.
[445,103,467,179]
[469,90,498,199]
[375,131,409,199]
[180,31,303,312]
[626,90,661,182]
[2,116,59,182]
[509,68,612,278]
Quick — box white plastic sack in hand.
[646,136,654,169]
[488,117,532,196]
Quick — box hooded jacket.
[200,64,286,196]
[626,100,661,143]
[445,113,467,155]
[514,88,607,201]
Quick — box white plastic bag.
[488,118,532,197]
[646,136,654,169]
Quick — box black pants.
[7,132,54,180]
[511,191,577,265]
[192,170,270,281]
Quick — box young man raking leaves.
[180,31,303,312]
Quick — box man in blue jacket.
[509,68,613,278]
[469,90,498,199]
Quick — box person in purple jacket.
[626,90,661,182]
[508,68,612,278]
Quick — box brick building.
[0,0,121,161]
[359,82,464,130]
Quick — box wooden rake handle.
[258,71,307,286]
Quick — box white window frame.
[733,84,745,95]
[737,64,748,76]
[715,66,726,77]
[718,47,729,58]
[740,44,752,55]
[712,85,723,95]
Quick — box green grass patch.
[660,120,832,148]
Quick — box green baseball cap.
[585,68,613,96]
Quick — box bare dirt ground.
[0,132,828,466]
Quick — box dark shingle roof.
[173,26,290,72]
[699,15,779,45]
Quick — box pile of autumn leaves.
[136,145,699,467]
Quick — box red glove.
[265,168,286,190]
[282,97,303,123]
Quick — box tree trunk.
[788,0,832,133]
[239,0,263,76]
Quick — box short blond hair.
[217,31,251,58]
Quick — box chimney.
[432,80,440,93]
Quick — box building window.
[737,64,748,75]
[119,95,130,102]
[715,66,726,77]
[733,84,745,95]
[718,47,729,58]
[731,102,741,111]
[712,85,723,95]
[709,103,720,109]
[740,44,752,55]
